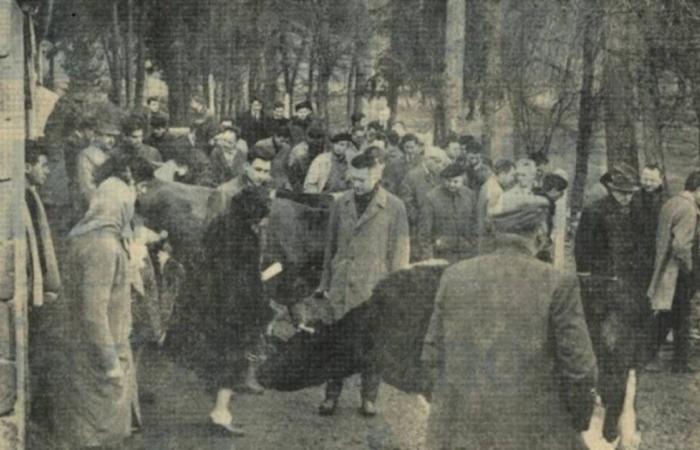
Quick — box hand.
[106,363,124,384]
[159,230,169,241]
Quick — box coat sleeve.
[388,201,410,272]
[77,151,97,205]
[303,155,327,194]
[420,273,448,398]
[319,199,340,291]
[574,208,597,274]
[550,273,598,431]
[670,202,697,272]
[398,177,418,226]
[78,246,122,372]
[417,196,435,260]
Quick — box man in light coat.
[316,146,410,417]
[422,204,597,449]
[303,132,358,194]
[75,121,120,214]
[647,170,700,373]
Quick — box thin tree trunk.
[353,0,370,120]
[602,0,639,172]
[482,0,502,159]
[125,0,134,108]
[110,0,123,106]
[347,55,356,122]
[387,78,399,129]
[444,0,466,135]
[134,0,147,108]
[307,43,315,102]
[571,0,602,218]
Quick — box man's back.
[425,239,596,449]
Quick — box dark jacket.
[418,185,476,262]
[239,112,269,147]
[422,234,597,449]
[145,132,179,162]
[574,195,641,288]
[632,187,667,286]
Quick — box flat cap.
[440,162,465,179]
[331,132,354,144]
[295,100,313,111]
[492,204,550,234]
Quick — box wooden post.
[0,2,29,449]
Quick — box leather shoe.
[208,421,245,437]
[360,400,377,417]
[318,399,338,416]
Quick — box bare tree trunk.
[347,57,356,122]
[602,0,639,172]
[352,0,370,120]
[125,0,134,108]
[571,0,602,218]
[110,0,123,106]
[482,0,502,159]
[134,0,147,108]
[387,78,399,128]
[307,42,315,101]
[444,0,466,134]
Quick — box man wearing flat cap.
[422,201,597,449]
[75,120,121,214]
[304,132,358,194]
[316,146,409,418]
[418,162,477,262]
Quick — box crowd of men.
[18,93,699,449]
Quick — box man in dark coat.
[316,147,410,417]
[381,133,422,195]
[289,100,315,145]
[269,101,289,133]
[418,163,477,262]
[145,113,178,161]
[239,98,269,147]
[574,163,645,443]
[459,135,492,195]
[632,164,667,289]
[189,94,219,154]
[422,204,597,449]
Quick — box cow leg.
[616,369,641,450]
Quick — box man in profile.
[422,203,597,449]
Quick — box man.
[647,171,700,374]
[269,101,289,131]
[190,94,219,154]
[206,145,274,223]
[75,121,121,213]
[289,100,315,145]
[144,113,177,160]
[350,111,367,129]
[210,121,248,185]
[303,132,358,194]
[120,116,163,165]
[24,140,62,426]
[444,133,461,162]
[239,98,268,147]
[574,163,645,442]
[161,123,215,187]
[418,162,477,262]
[64,116,97,218]
[381,133,421,195]
[533,170,570,264]
[633,164,667,288]
[139,96,161,136]
[398,146,447,260]
[257,125,293,189]
[316,147,409,417]
[287,124,329,192]
[459,136,492,194]
[351,125,367,150]
[422,203,597,449]
[477,158,516,241]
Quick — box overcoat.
[398,164,440,232]
[647,192,699,311]
[319,187,410,321]
[418,184,476,262]
[422,234,597,449]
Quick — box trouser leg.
[671,276,693,367]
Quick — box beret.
[295,100,313,111]
[440,162,465,179]
[492,204,550,234]
[331,132,354,144]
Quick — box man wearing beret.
[303,132,358,194]
[316,147,410,417]
[418,162,477,262]
[422,203,597,449]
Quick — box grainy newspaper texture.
[1,0,700,449]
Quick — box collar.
[344,185,387,208]
[492,233,537,257]
[679,191,700,213]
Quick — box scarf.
[24,186,61,306]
